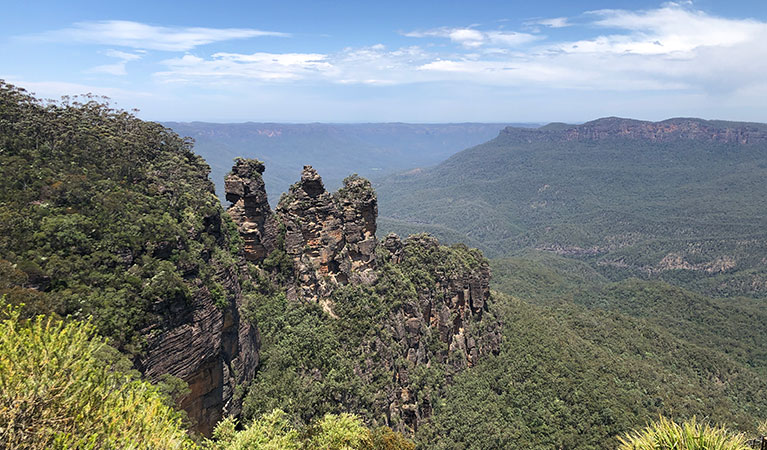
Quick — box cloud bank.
[144,2,767,96]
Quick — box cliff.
[0,82,259,437]
[501,116,767,144]
[137,212,259,435]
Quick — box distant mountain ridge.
[501,117,767,144]
[165,122,536,201]
[376,116,767,298]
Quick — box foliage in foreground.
[0,304,194,449]
[618,417,749,450]
[207,409,414,450]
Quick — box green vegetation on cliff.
[241,236,497,432]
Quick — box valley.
[376,117,767,299]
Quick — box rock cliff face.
[138,211,260,436]
[224,159,277,262]
[563,117,767,144]
[225,160,500,433]
[277,167,378,304]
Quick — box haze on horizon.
[2,0,767,124]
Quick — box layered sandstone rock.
[276,167,378,304]
[139,212,260,436]
[224,159,277,262]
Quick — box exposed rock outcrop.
[226,162,378,306]
[224,160,500,434]
[277,167,378,304]
[225,159,277,262]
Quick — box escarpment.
[225,159,500,433]
[131,184,261,436]
[0,82,261,439]
[500,117,767,144]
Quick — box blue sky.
[2,0,767,123]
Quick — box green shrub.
[207,409,414,450]
[0,302,194,449]
[306,413,373,449]
[618,417,749,450]
[207,410,301,450]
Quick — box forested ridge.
[2,81,767,449]
[376,117,767,299]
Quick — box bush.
[618,417,749,450]
[0,302,194,449]
[207,409,415,450]
[207,410,301,450]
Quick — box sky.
[2,0,767,123]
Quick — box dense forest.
[2,81,767,449]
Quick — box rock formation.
[226,162,378,306]
[225,160,500,433]
[277,167,378,304]
[224,158,277,262]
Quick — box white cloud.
[400,3,767,93]
[88,49,144,75]
[28,20,288,51]
[533,17,570,28]
[155,52,335,83]
[148,3,767,99]
[570,2,765,55]
[104,49,143,61]
[404,27,540,48]
[543,17,569,28]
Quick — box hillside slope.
[376,117,767,297]
[224,160,767,448]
